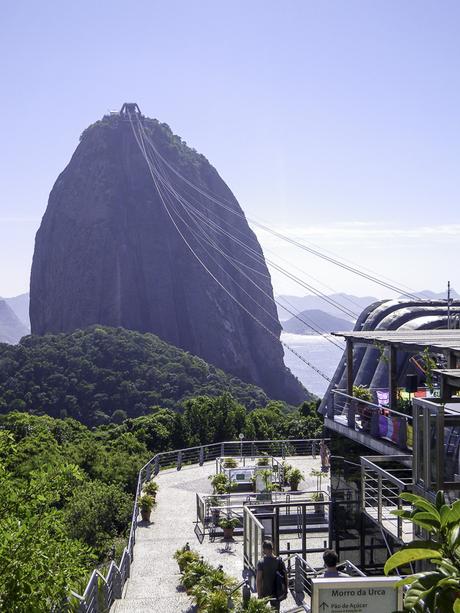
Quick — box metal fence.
[361,455,413,542]
[289,554,365,608]
[330,390,413,452]
[70,437,325,612]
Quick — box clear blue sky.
[1,1,459,298]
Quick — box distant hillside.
[0,300,29,344]
[276,293,377,322]
[0,326,306,426]
[406,289,459,300]
[282,309,354,335]
[4,292,30,328]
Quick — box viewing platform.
[112,455,321,612]
[73,439,330,613]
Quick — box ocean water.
[281,332,344,398]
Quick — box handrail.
[71,437,325,612]
[333,389,413,421]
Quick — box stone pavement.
[112,456,325,612]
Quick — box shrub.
[223,457,238,468]
[385,491,460,612]
[218,517,239,530]
[174,547,200,573]
[182,559,214,592]
[209,472,234,494]
[138,494,155,513]
[241,598,272,612]
[288,468,304,490]
[64,480,133,560]
[143,480,159,497]
[257,456,270,467]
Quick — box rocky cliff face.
[30,110,307,403]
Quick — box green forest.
[0,378,321,610]
[0,326,284,426]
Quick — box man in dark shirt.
[256,540,288,610]
[322,549,349,577]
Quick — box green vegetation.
[174,545,272,612]
[218,517,239,530]
[352,385,373,402]
[209,472,235,495]
[288,467,304,491]
[385,491,460,612]
[0,325,322,608]
[0,326,270,426]
[256,456,270,466]
[0,393,322,608]
[0,412,147,609]
[223,457,238,468]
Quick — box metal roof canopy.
[331,330,460,355]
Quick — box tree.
[384,491,460,612]
[65,480,133,559]
[0,432,93,611]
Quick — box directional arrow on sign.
[319,603,329,611]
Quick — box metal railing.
[289,554,366,609]
[330,390,413,452]
[196,490,324,541]
[361,455,413,542]
[243,505,265,578]
[71,437,325,612]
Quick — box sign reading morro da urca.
[311,577,402,613]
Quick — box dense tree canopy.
[0,400,323,608]
[0,323,320,609]
[0,326,276,426]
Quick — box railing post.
[113,565,122,599]
[199,446,204,466]
[220,442,225,457]
[327,392,335,419]
[294,556,303,597]
[312,441,316,459]
[347,399,356,429]
[145,462,152,482]
[281,442,285,459]
[177,450,182,471]
[154,455,160,476]
[370,409,379,437]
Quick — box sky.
[1,1,459,300]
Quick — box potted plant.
[174,546,200,573]
[223,457,238,468]
[281,462,293,487]
[352,385,373,432]
[208,495,221,524]
[218,516,239,540]
[209,472,233,494]
[288,467,304,492]
[257,468,274,501]
[257,456,270,466]
[138,493,155,522]
[143,479,159,498]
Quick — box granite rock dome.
[30,110,307,404]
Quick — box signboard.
[311,576,402,613]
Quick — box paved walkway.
[112,456,325,613]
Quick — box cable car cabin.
[119,102,143,119]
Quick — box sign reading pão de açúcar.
[311,576,402,613]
